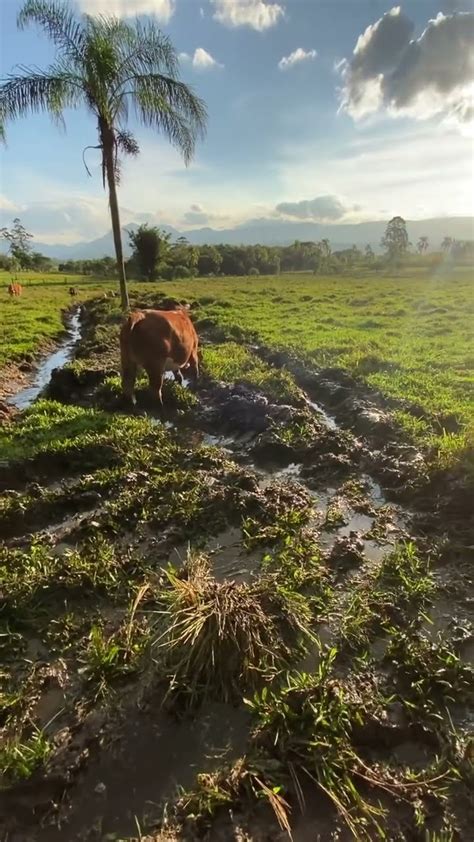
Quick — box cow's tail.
[122,310,146,337]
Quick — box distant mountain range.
[2,217,473,260]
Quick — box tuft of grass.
[386,628,474,719]
[152,552,315,705]
[376,541,435,612]
[201,342,302,404]
[79,601,151,697]
[0,725,52,784]
[339,542,434,650]
[171,755,292,836]
[244,661,387,839]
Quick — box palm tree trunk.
[103,134,129,310]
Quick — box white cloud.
[278,48,317,71]
[179,48,223,70]
[77,0,174,20]
[183,204,210,225]
[0,194,18,213]
[277,124,474,220]
[339,7,474,126]
[192,48,223,70]
[0,196,114,244]
[211,0,284,31]
[276,195,347,221]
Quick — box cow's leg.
[174,369,184,386]
[187,353,199,389]
[146,361,165,407]
[121,358,138,406]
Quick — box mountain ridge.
[2,217,472,260]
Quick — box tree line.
[1,216,472,279]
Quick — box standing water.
[7,308,82,410]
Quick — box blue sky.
[1,0,473,243]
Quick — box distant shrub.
[172,265,193,279]
[248,267,260,276]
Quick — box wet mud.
[0,296,472,842]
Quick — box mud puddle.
[39,703,249,842]
[169,526,262,584]
[7,309,82,410]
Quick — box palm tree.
[417,235,429,254]
[0,1,207,309]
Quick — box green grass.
[0,726,52,784]
[2,271,472,473]
[1,281,472,837]
[0,273,113,369]
[201,342,302,404]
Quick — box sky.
[0,0,473,244]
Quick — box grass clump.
[0,399,176,469]
[202,342,302,404]
[244,661,388,839]
[0,535,135,613]
[153,552,315,705]
[376,541,435,614]
[0,726,52,785]
[339,543,433,650]
[96,373,199,412]
[79,615,150,698]
[386,628,474,720]
[169,756,293,837]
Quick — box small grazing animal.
[8,283,22,297]
[120,306,199,406]
[69,286,78,297]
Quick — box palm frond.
[132,74,207,164]
[112,18,179,84]
[17,0,85,65]
[0,66,82,127]
[116,129,139,158]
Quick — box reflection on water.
[8,309,82,410]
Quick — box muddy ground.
[0,296,472,842]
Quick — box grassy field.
[1,268,472,471]
[0,285,472,840]
[0,273,109,368]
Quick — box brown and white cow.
[8,283,22,297]
[120,306,199,406]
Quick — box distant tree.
[381,216,409,263]
[129,225,171,281]
[417,235,429,254]
[315,238,332,273]
[364,244,374,261]
[1,217,33,267]
[441,236,453,252]
[266,253,281,275]
[197,245,222,275]
[0,253,14,271]
[30,250,55,272]
[170,236,198,275]
[0,1,207,309]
